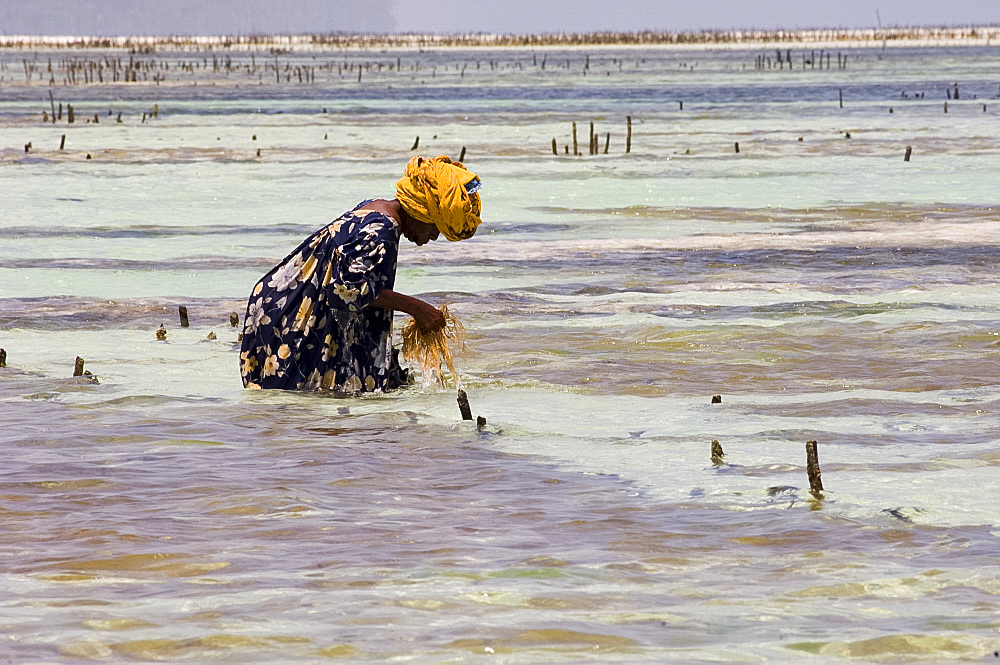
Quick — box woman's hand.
[411,299,446,333]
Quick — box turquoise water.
[1,43,999,662]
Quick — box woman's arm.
[372,289,446,332]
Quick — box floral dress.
[240,202,401,392]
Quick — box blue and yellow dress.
[240,202,401,392]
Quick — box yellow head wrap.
[395,155,482,242]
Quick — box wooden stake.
[679,100,683,110]
[457,389,473,420]
[0,348,6,368]
[904,145,912,162]
[711,440,725,465]
[458,146,466,162]
[476,416,486,430]
[626,115,632,153]
[589,121,595,155]
[60,134,65,150]
[572,121,578,155]
[411,136,419,150]
[734,141,740,153]
[604,132,610,154]
[178,305,189,327]
[805,440,824,494]
[551,138,557,155]
[74,356,85,376]
[711,394,722,403]
[839,88,843,108]
[230,312,239,327]
[48,90,56,124]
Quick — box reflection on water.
[1,42,999,663]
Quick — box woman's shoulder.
[325,201,399,242]
[350,200,400,233]
[354,199,401,223]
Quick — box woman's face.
[401,216,440,246]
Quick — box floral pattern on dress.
[240,202,400,392]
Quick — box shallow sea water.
[1,43,999,663]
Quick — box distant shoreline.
[2,26,999,51]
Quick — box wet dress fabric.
[240,203,400,392]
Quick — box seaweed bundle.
[400,304,466,388]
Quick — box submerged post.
[711,440,725,465]
[178,305,189,327]
[904,145,912,162]
[839,88,843,108]
[626,115,632,153]
[0,348,6,368]
[572,121,578,156]
[457,389,473,420]
[805,440,824,495]
[458,146,466,162]
[230,312,239,327]
[551,138,557,155]
[74,356,85,377]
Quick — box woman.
[240,155,482,392]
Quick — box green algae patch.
[490,567,568,580]
[447,628,640,654]
[315,644,359,658]
[786,641,828,654]
[790,634,986,659]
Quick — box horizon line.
[3,23,1000,41]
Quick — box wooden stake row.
[38,101,158,124]
[152,307,241,340]
[753,49,849,71]
[553,116,632,156]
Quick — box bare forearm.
[372,289,425,317]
